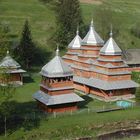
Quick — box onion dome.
[100,30,122,55]
[68,28,82,49]
[82,19,104,46]
[0,51,21,68]
[41,47,73,77]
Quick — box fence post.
[88,108,90,114]
[4,116,7,137]
[53,112,56,118]
[71,110,73,115]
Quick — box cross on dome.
[100,28,122,55]
[56,45,59,56]
[82,19,104,46]
[68,26,82,49]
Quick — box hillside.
[0,0,140,53]
[0,1,140,139]
[0,0,56,51]
[81,0,140,49]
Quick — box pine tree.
[15,20,36,69]
[0,25,10,60]
[55,0,83,48]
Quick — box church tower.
[33,47,84,113]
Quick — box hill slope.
[81,0,140,49]
[0,0,55,49]
[0,0,140,52]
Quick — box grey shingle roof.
[66,52,79,55]
[90,66,131,75]
[82,20,104,46]
[6,69,26,73]
[72,65,89,71]
[93,60,129,68]
[100,32,122,55]
[68,29,82,49]
[72,64,130,75]
[78,54,97,58]
[0,51,21,68]
[40,84,73,91]
[85,59,95,64]
[41,48,73,78]
[123,49,140,65]
[33,91,84,106]
[97,57,123,62]
[62,55,78,61]
[81,47,100,51]
[74,76,139,90]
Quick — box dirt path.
[80,0,102,4]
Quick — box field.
[0,73,140,140]
[0,0,140,139]
[0,0,140,57]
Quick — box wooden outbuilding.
[0,51,26,86]
[33,48,84,113]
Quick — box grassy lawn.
[0,73,140,140]
[0,0,56,52]
[13,73,40,102]
[0,0,139,54]
[0,107,140,139]
[0,0,140,139]
[81,0,140,49]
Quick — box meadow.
[0,0,140,57]
[0,73,139,140]
[0,0,140,139]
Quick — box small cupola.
[68,28,82,49]
[100,30,122,55]
[82,19,104,46]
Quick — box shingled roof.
[41,47,73,78]
[0,51,21,68]
[100,31,122,55]
[33,91,84,106]
[82,19,104,46]
[74,76,139,90]
[123,49,140,65]
[68,29,82,49]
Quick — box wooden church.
[33,47,84,113]
[63,20,139,101]
[0,51,26,86]
[63,20,104,66]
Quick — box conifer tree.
[0,25,10,60]
[15,20,36,69]
[55,0,83,48]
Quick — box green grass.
[0,74,140,140]
[0,0,56,51]
[0,0,140,55]
[0,0,140,139]
[1,107,140,140]
[13,73,40,102]
[81,0,140,49]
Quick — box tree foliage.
[0,69,15,99]
[0,68,15,117]
[93,3,120,41]
[132,72,140,104]
[14,20,36,69]
[0,23,11,60]
[55,0,84,48]
[131,22,140,39]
